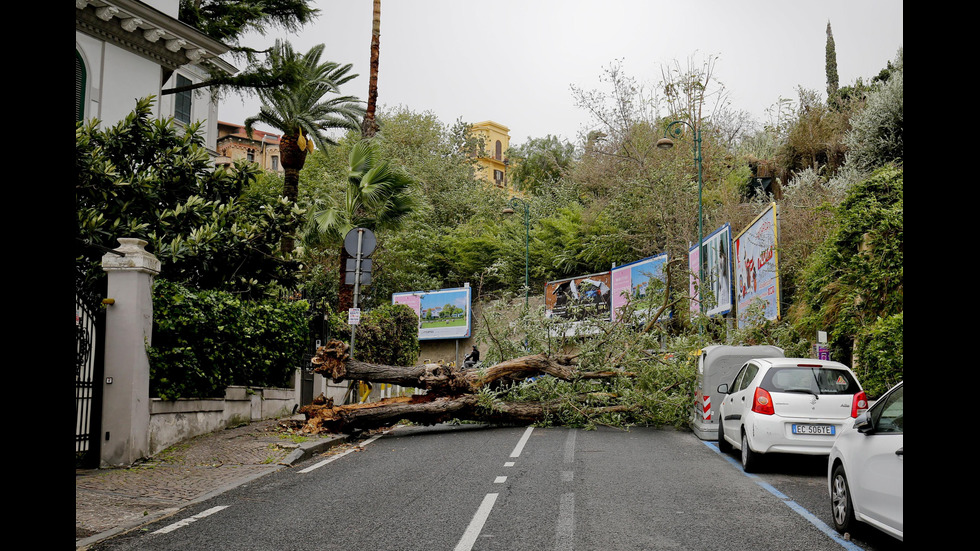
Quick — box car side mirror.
[854,412,873,434]
[717,383,729,394]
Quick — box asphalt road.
[89,424,902,550]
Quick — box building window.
[494,169,504,186]
[271,156,279,171]
[495,140,502,161]
[174,74,192,124]
[247,149,255,162]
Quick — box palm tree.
[361,0,381,139]
[245,39,365,252]
[306,140,417,311]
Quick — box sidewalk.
[75,415,353,549]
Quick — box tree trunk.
[279,133,308,255]
[300,394,633,434]
[303,340,635,433]
[311,340,631,396]
[337,246,355,313]
[361,0,381,139]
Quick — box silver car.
[828,381,904,541]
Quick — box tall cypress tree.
[825,21,839,98]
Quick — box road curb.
[281,433,356,465]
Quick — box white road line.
[298,432,387,474]
[563,429,576,464]
[554,492,575,551]
[509,426,534,458]
[494,476,507,483]
[454,493,499,551]
[152,505,228,534]
[504,461,515,467]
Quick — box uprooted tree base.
[299,340,635,434]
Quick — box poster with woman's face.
[688,224,733,318]
[733,204,780,328]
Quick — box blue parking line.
[702,441,863,551]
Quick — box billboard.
[734,203,780,328]
[688,224,734,318]
[392,286,472,340]
[545,272,612,334]
[611,253,669,323]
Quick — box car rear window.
[761,367,860,395]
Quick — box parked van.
[691,345,784,441]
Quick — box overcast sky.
[217,0,903,147]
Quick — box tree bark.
[279,133,308,255]
[299,393,633,434]
[303,340,635,433]
[361,0,381,139]
[311,340,632,396]
[337,246,355,313]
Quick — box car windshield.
[761,367,860,395]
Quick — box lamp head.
[656,137,675,150]
[502,207,515,215]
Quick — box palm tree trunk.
[361,0,381,139]
[338,245,354,312]
[279,132,308,254]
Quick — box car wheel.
[718,422,732,453]
[741,430,760,473]
[831,464,856,534]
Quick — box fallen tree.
[299,340,635,433]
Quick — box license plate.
[792,424,835,435]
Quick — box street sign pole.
[350,229,364,361]
[343,227,376,405]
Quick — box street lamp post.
[502,197,530,308]
[657,120,704,317]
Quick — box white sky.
[217,0,904,147]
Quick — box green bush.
[344,303,420,367]
[148,279,309,399]
[854,312,903,398]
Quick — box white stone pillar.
[100,238,161,467]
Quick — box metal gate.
[296,291,340,407]
[76,278,105,469]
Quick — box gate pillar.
[100,238,160,467]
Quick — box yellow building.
[469,121,513,192]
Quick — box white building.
[75,0,236,154]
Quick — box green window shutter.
[175,74,192,124]
[76,51,86,122]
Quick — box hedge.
[148,279,309,400]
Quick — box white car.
[717,358,868,472]
[828,381,903,541]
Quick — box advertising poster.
[545,272,612,334]
[611,253,669,323]
[392,286,472,340]
[734,204,780,328]
[688,224,734,318]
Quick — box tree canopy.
[76,97,300,298]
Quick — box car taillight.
[752,387,775,415]
[851,391,868,418]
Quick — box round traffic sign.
[344,228,377,257]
